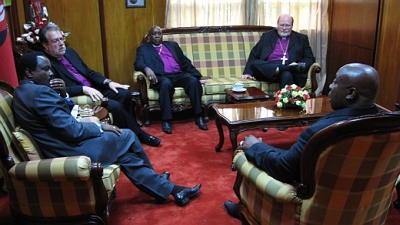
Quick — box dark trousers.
[250,60,307,89]
[152,72,203,121]
[114,130,174,201]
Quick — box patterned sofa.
[0,81,120,224]
[232,112,400,225]
[133,26,321,126]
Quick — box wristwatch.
[104,79,112,86]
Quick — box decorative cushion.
[12,127,44,161]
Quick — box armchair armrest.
[304,62,321,98]
[133,71,150,105]
[8,156,94,182]
[233,152,301,204]
[70,95,109,108]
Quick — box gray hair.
[38,23,61,44]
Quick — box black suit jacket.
[13,80,122,167]
[243,29,315,75]
[134,41,202,79]
[45,48,108,97]
[245,105,379,184]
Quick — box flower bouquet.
[275,84,310,109]
[16,0,70,45]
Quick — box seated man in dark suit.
[38,23,160,147]
[241,14,316,89]
[134,25,210,134]
[13,51,201,206]
[224,63,381,219]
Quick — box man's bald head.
[328,63,379,110]
[147,25,162,45]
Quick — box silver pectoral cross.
[281,54,288,65]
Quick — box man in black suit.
[225,63,381,219]
[242,14,316,89]
[134,25,210,134]
[38,23,161,147]
[13,51,201,206]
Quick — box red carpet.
[1,116,399,224]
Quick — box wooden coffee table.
[225,87,270,103]
[212,96,333,152]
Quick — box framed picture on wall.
[127,0,145,8]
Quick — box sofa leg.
[203,104,210,122]
[144,107,151,127]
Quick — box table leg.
[131,92,143,127]
[229,128,239,151]
[215,116,224,152]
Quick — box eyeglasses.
[279,24,292,28]
[50,37,66,44]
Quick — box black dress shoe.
[173,184,201,206]
[162,121,172,134]
[142,135,161,146]
[223,200,240,219]
[289,62,306,73]
[195,117,208,130]
[277,127,288,131]
[160,171,170,180]
[394,199,400,210]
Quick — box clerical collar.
[152,44,162,48]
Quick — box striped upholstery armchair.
[133,26,322,126]
[233,111,400,225]
[0,81,120,225]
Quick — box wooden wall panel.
[324,0,380,94]
[374,0,400,109]
[42,0,104,74]
[330,0,379,50]
[327,41,374,76]
[103,0,166,87]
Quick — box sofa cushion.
[163,32,264,79]
[12,127,44,161]
[204,78,262,95]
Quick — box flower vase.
[283,104,300,109]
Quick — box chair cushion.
[12,127,44,161]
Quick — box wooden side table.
[225,87,270,103]
[131,91,143,127]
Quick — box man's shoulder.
[15,82,50,98]
[65,47,79,56]
[262,29,278,36]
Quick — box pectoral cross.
[281,54,288,65]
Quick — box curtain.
[165,0,328,96]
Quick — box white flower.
[283,98,289,103]
[292,91,298,97]
[26,36,34,42]
[298,90,303,96]
[278,94,282,99]
[277,102,283,108]
[303,90,309,95]
[296,100,301,106]
[23,24,32,31]
[291,84,298,89]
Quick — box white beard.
[278,30,292,38]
